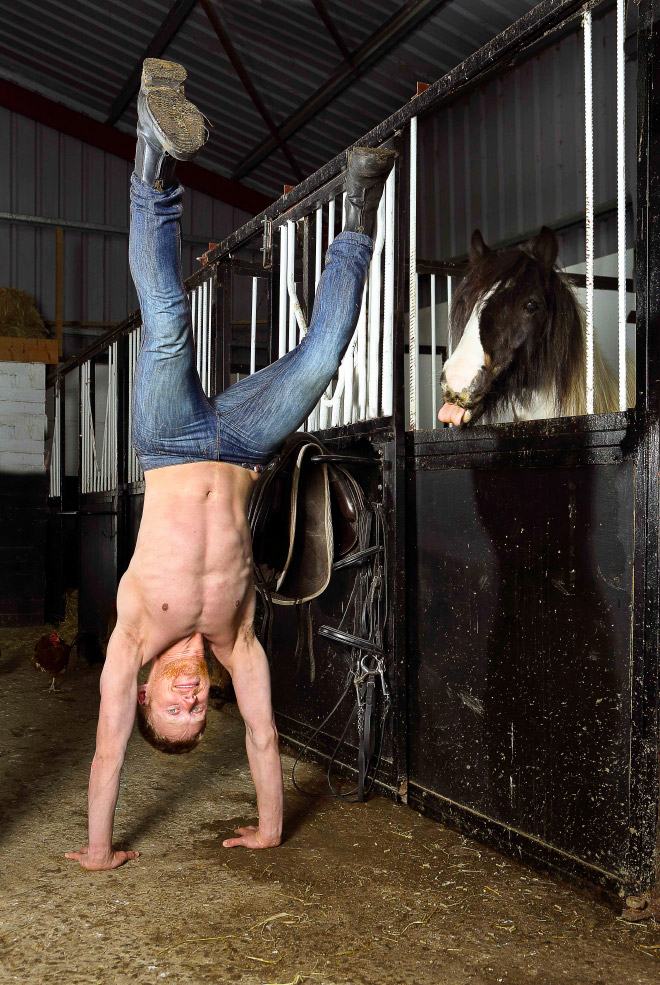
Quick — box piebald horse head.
[439,227,585,425]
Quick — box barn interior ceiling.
[0,0,541,208]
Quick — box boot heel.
[142,58,187,92]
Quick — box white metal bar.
[287,219,308,344]
[307,206,324,432]
[356,284,368,421]
[382,168,395,417]
[367,193,386,419]
[279,224,288,358]
[431,274,437,428]
[318,198,337,429]
[616,0,627,411]
[200,281,208,393]
[409,116,419,429]
[584,10,594,415]
[327,197,336,248]
[250,277,258,375]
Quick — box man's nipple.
[162,603,169,611]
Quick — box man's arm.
[219,635,283,849]
[66,625,142,870]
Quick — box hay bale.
[0,288,47,339]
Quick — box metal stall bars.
[48,379,62,499]
[80,342,118,495]
[272,167,395,433]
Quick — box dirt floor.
[1,619,659,985]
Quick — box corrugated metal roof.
[1,0,540,197]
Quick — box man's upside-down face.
[137,654,211,751]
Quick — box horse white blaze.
[443,290,493,396]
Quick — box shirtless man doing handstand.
[65,60,394,870]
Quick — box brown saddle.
[249,432,372,677]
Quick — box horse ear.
[470,229,490,262]
[532,226,558,270]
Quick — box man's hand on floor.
[223,825,280,849]
[65,845,140,870]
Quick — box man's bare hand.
[65,846,139,870]
[223,826,280,849]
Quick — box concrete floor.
[1,619,659,985]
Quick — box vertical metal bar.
[447,275,453,357]
[287,219,297,350]
[382,167,395,417]
[584,10,595,415]
[278,224,288,358]
[197,287,204,380]
[409,116,419,429]
[128,331,134,483]
[431,274,437,428]
[617,0,627,411]
[250,277,258,375]
[315,204,323,289]
[319,198,336,428]
[302,214,311,324]
[368,192,386,420]
[327,197,336,247]
[356,285,368,421]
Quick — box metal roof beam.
[232,0,450,180]
[0,77,271,215]
[311,0,353,66]
[199,0,304,183]
[106,0,199,126]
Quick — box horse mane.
[449,248,587,418]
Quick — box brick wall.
[0,361,46,473]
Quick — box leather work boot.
[343,146,397,238]
[135,58,208,190]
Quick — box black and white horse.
[439,227,634,426]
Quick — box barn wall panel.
[418,9,638,268]
[0,107,252,359]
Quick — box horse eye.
[525,299,540,313]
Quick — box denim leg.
[129,174,215,466]
[213,231,373,462]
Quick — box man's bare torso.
[117,462,260,663]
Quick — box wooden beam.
[106,0,200,125]
[0,337,59,364]
[0,77,272,215]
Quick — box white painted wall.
[0,361,46,472]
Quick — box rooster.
[31,630,104,691]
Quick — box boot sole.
[142,58,186,91]
[145,88,207,161]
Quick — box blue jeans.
[129,175,373,471]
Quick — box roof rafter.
[311,0,353,66]
[232,0,451,181]
[106,0,199,126]
[199,0,304,183]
